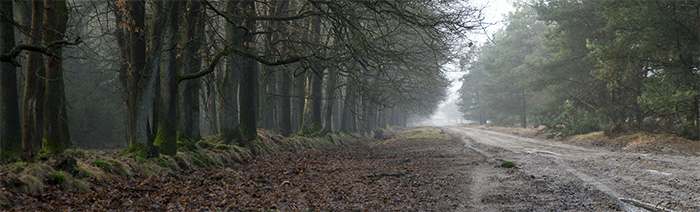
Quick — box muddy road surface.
[446,126,700,212]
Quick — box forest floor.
[3,126,700,211]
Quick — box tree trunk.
[21,1,45,161]
[218,0,243,141]
[127,0,167,156]
[309,19,323,132]
[291,72,306,133]
[260,67,275,130]
[113,0,131,146]
[339,78,356,133]
[322,67,338,135]
[178,0,205,141]
[1,0,21,161]
[42,0,71,153]
[153,1,183,156]
[235,0,259,142]
[276,69,292,136]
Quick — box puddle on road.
[620,198,678,212]
[524,149,560,156]
[643,169,673,176]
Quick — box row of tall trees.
[458,0,700,140]
[2,0,478,162]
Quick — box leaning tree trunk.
[178,0,205,141]
[0,0,22,161]
[21,1,45,161]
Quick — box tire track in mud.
[446,126,696,212]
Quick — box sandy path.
[446,126,700,212]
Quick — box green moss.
[37,153,49,161]
[500,161,517,168]
[153,123,177,156]
[192,157,206,167]
[238,123,258,142]
[298,125,311,136]
[121,142,151,158]
[220,128,242,144]
[49,171,67,185]
[215,144,230,150]
[93,160,111,170]
[79,170,94,178]
[173,155,190,171]
[0,137,21,162]
[196,140,214,149]
[0,191,10,209]
[135,156,146,164]
[15,165,25,173]
[41,137,66,154]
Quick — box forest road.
[444,126,700,212]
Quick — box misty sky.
[425,0,515,126]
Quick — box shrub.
[542,100,601,137]
[372,128,384,139]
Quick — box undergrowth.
[0,128,362,208]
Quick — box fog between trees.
[1,0,479,161]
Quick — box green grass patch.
[49,171,67,185]
[500,161,517,168]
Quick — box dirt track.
[446,126,700,212]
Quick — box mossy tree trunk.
[0,0,22,161]
[153,1,183,156]
[124,0,167,156]
[178,0,205,141]
[42,0,71,153]
[21,1,45,161]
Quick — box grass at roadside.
[0,129,360,209]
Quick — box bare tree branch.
[1,37,82,67]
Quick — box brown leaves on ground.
[6,129,470,211]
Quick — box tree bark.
[322,67,338,135]
[178,0,205,141]
[260,67,275,130]
[308,19,323,132]
[339,77,356,133]
[291,72,306,133]
[42,0,71,153]
[218,0,243,141]
[276,69,292,136]
[21,1,45,161]
[153,1,183,156]
[1,0,22,161]
[126,0,167,156]
[233,0,259,142]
